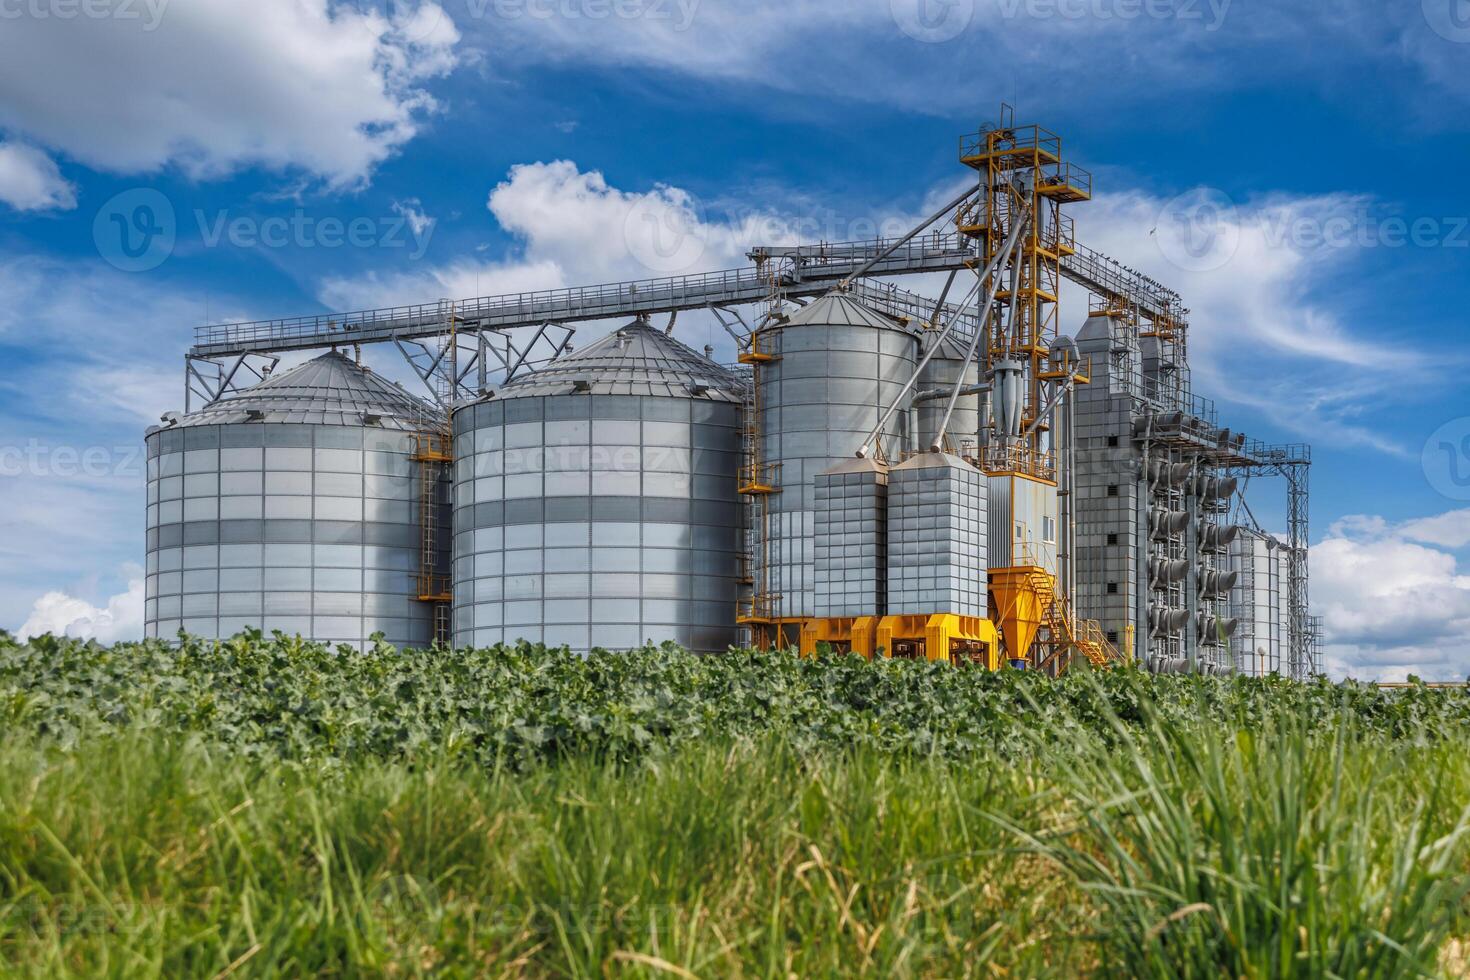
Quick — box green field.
[3,632,1470,977]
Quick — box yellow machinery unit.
[800,614,997,667]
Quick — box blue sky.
[0,0,1467,678]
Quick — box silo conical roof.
[782,292,903,331]
[497,320,744,401]
[166,350,437,430]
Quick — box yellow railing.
[981,444,1057,481]
[737,594,780,623]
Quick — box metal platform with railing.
[190,231,1188,363]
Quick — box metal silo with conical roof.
[450,320,744,653]
[748,292,918,641]
[144,350,446,650]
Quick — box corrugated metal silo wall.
[760,320,917,621]
[144,422,436,649]
[915,355,979,452]
[450,392,742,653]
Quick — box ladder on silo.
[735,329,782,638]
[409,301,457,646]
[412,428,452,644]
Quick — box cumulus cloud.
[1062,189,1440,456]
[17,567,145,644]
[0,0,460,188]
[1315,511,1470,680]
[318,159,799,311]
[1399,509,1470,550]
[0,141,76,211]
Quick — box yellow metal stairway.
[1026,567,1119,671]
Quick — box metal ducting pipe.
[1197,615,1241,645]
[1195,475,1239,500]
[1149,507,1190,539]
[1149,604,1190,635]
[1148,460,1194,488]
[1196,567,1240,597]
[1148,655,1192,674]
[1199,523,1242,550]
[1149,558,1190,588]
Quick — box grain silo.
[745,293,918,641]
[914,331,980,455]
[450,320,744,653]
[143,350,446,649]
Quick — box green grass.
[2,633,1470,976]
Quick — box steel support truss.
[390,323,573,410]
[184,352,280,413]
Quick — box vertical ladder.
[412,428,453,643]
[410,301,457,646]
[736,330,781,640]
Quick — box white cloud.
[1399,509,1470,550]
[0,0,460,188]
[0,141,76,211]
[1062,188,1437,457]
[464,0,1467,113]
[392,197,435,237]
[318,159,798,311]
[318,255,566,310]
[1315,512,1470,680]
[17,566,145,644]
